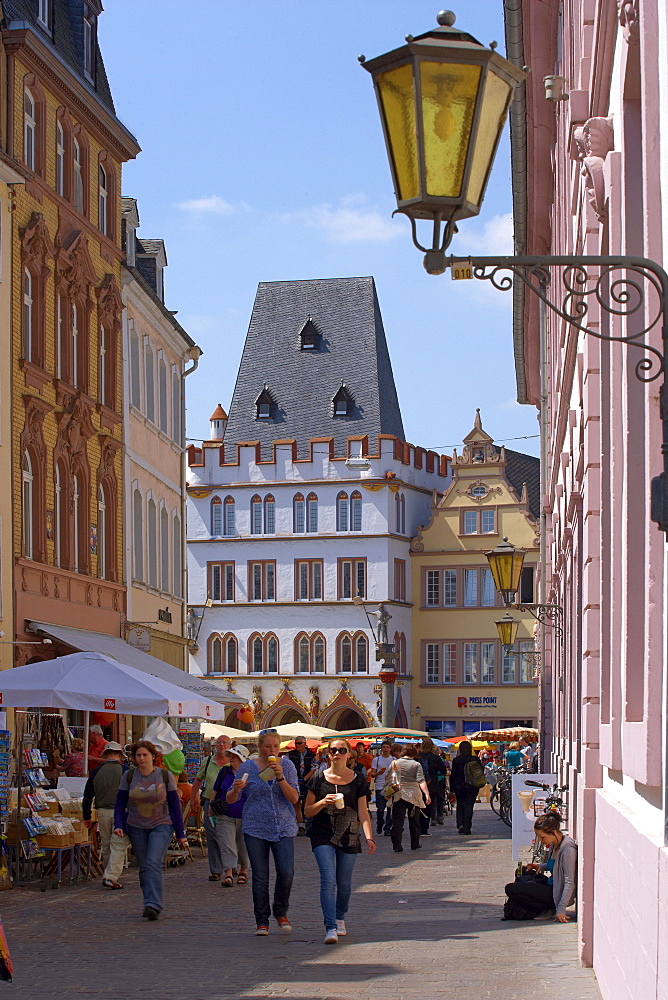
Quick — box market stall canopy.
[333,726,429,740]
[469,727,539,741]
[248,723,338,740]
[27,621,244,705]
[0,651,226,720]
[201,723,256,741]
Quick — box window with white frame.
[443,569,457,606]
[250,496,263,535]
[463,642,478,683]
[306,492,318,532]
[249,561,275,601]
[83,3,96,80]
[296,560,323,601]
[71,302,79,387]
[462,508,496,534]
[37,0,51,28]
[481,642,495,683]
[502,646,516,684]
[56,121,65,195]
[350,491,362,531]
[24,89,36,170]
[23,269,33,361]
[73,138,84,213]
[426,643,440,684]
[355,634,368,672]
[72,473,81,573]
[171,369,181,445]
[338,558,365,599]
[210,496,222,536]
[481,567,496,606]
[293,494,305,533]
[443,642,457,683]
[426,569,440,606]
[519,641,535,684]
[264,495,275,534]
[210,562,235,603]
[22,450,33,560]
[98,165,107,236]
[463,569,478,607]
[224,497,235,536]
[98,485,107,580]
[336,492,348,531]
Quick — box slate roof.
[2,0,115,114]
[504,448,540,520]
[223,277,405,461]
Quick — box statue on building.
[309,686,320,722]
[252,685,263,720]
[369,603,392,645]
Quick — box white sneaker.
[335,920,347,936]
[324,928,338,945]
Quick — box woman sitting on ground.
[504,812,577,922]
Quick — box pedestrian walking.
[504,742,525,768]
[450,740,482,836]
[304,738,376,945]
[388,745,430,853]
[419,739,447,836]
[209,744,250,887]
[82,741,128,889]
[113,740,187,921]
[286,737,316,836]
[503,812,577,921]
[226,729,299,936]
[369,740,394,836]
[190,735,231,881]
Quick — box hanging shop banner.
[511,772,556,861]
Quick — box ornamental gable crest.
[20,213,55,275]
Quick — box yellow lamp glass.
[377,63,419,202]
[466,68,513,208]
[485,538,526,600]
[495,613,519,649]
[419,60,481,198]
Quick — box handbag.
[383,762,401,799]
[209,797,229,816]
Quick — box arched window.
[98,164,108,236]
[313,634,325,673]
[250,635,263,674]
[172,513,182,598]
[306,492,318,533]
[72,473,81,573]
[267,635,278,673]
[24,88,36,170]
[98,484,107,580]
[99,325,106,405]
[71,302,79,387]
[56,121,65,195]
[22,450,34,560]
[160,505,169,592]
[129,323,141,409]
[147,498,157,587]
[224,496,235,536]
[250,495,263,535]
[158,356,168,432]
[338,634,352,673]
[23,268,33,361]
[73,137,84,213]
[56,292,65,379]
[208,634,237,675]
[355,634,368,673]
[264,495,275,534]
[400,493,406,534]
[249,634,279,674]
[394,632,407,675]
[351,491,362,532]
[210,496,222,535]
[297,635,310,674]
[54,462,62,568]
[293,493,305,533]
[171,370,181,445]
[336,491,348,532]
[144,340,155,423]
[210,636,223,674]
[133,488,143,581]
[226,635,238,673]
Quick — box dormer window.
[83,3,98,82]
[332,383,353,417]
[37,0,51,32]
[255,386,275,421]
[299,318,320,350]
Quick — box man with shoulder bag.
[369,741,394,836]
[190,736,231,881]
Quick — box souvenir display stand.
[179,722,203,780]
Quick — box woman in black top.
[304,738,376,945]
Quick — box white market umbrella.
[248,722,339,740]
[201,723,255,741]
[333,726,429,739]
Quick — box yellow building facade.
[410,413,539,739]
[4,10,140,669]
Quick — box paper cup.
[333,793,344,810]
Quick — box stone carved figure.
[618,0,639,44]
[573,117,614,224]
[308,686,320,722]
[370,603,392,645]
[252,685,263,720]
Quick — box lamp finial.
[437,10,456,27]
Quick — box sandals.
[221,875,234,887]
[236,873,247,885]
[208,874,220,882]
[102,878,123,889]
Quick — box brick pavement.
[0,803,600,1000]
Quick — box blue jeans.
[203,810,223,875]
[126,824,173,913]
[374,791,393,834]
[313,844,358,931]
[244,834,294,926]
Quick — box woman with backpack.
[450,741,485,836]
[387,744,430,853]
[113,740,187,920]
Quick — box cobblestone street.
[0,804,600,1000]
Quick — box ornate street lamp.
[494,612,519,652]
[360,10,525,274]
[484,537,526,606]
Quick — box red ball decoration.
[236,706,255,725]
[93,712,115,726]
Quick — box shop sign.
[468,696,497,706]
[104,698,115,710]
[457,697,467,707]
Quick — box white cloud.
[453,212,514,256]
[281,195,402,244]
[176,195,240,216]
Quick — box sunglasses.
[329,747,349,755]
[259,728,278,736]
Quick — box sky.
[99,0,539,459]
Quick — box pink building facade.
[506,1,668,996]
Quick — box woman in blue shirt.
[504,742,525,768]
[226,731,299,936]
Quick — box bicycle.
[524,780,569,862]
[492,765,526,827]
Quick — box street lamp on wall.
[485,536,563,640]
[359,10,525,274]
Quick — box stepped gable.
[222,277,405,461]
[504,448,540,519]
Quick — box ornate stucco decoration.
[308,686,320,721]
[618,1,639,44]
[96,273,123,331]
[251,685,264,722]
[573,117,614,223]
[454,409,503,466]
[455,479,503,502]
[21,212,55,277]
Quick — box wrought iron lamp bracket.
[513,603,564,641]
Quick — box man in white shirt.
[369,741,394,836]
